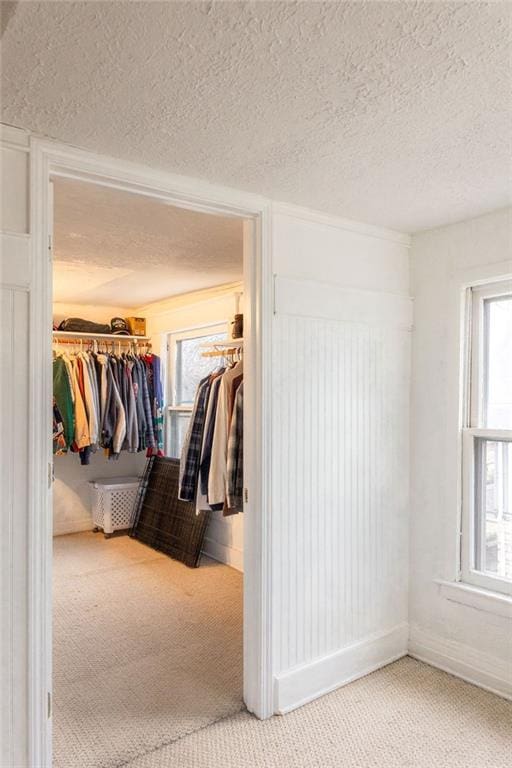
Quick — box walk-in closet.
[51,177,247,767]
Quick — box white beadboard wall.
[1,126,31,767]
[270,207,411,712]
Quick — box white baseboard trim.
[274,622,409,714]
[53,517,93,537]
[202,537,244,572]
[408,625,512,701]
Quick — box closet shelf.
[52,330,151,342]
[199,338,243,348]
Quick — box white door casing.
[1,134,274,768]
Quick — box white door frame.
[29,138,274,766]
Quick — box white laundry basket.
[89,477,141,537]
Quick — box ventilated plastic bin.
[89,477,140,537]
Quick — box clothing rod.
[52,330,150,342]
[199,338,243,349]
[201,348,243,358]
[52,339,149,348]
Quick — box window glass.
[484,296,512,429]
[475,438,512,580]
[175,332,225,405]
[168,411,192,458]
[464,282,512,594]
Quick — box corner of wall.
[408,624,512,701]
[274,624,409,714]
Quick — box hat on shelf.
[111,317,130,335]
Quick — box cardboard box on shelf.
[126,317,146,336]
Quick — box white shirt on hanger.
[208,360,243,506]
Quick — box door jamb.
[29,138,274,767]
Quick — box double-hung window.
[462,280,512,595]
[166,324,227,457]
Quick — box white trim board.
[272,202,411,246]
[202,539,244,573]
[52,518,93,538]
[436,580,512,620]
[274,624,409,714]
[0,123,30,151]
[274,275,413,330]
[20,135,274,768]
[408,626,512,701]
[0,234,31,288]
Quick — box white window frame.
[461,279,512,595]
[166,322,227,456]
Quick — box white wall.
[53,453,146,535]
[53,302,133,326]
[0,125,32,767]
[139,281,243,344]
[270,205,412,711]
[139,283,244,571]
[409,208,512,698]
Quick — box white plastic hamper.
[89,477,140,536]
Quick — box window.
[166,324,227,457]
[462,280,512,595]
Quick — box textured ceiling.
[2,1,511,232]
[52,178,243,306]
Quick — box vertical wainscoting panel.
[272,288,410,712]
[1,281,30,767]
[1,126,32,766]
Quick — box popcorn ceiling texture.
[52,178,243,306]
[2,1,511,232]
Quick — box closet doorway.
[31,140,272,768]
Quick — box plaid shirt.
[226,381,243,512]
[178,376,211,501]
[199,374,224,510]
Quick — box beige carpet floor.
[53,532,244,768]
[125,656,512,768]
[54,534,512,768]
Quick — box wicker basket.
[90,477,140,537]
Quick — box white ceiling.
[52,178,243,307]
[2,2,511,232]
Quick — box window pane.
[168,411,191,458]
[474,439,512,580]
[175,331,226,405]
[484,296,512,429]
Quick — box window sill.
[436,580,512,620]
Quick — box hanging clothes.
[69,355,91,456]
[197,370,225,512]
[53,356,74,449]
[179,360,244,515]
[226,381,243,513]
[106,356,126,458]
[145,353,165,456]
[178,374,212,502]
[138,357,156,453]
[208,360,243,507]
[52,347,164,464]
[53,399,67,455]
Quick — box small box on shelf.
[126,317,146,336]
